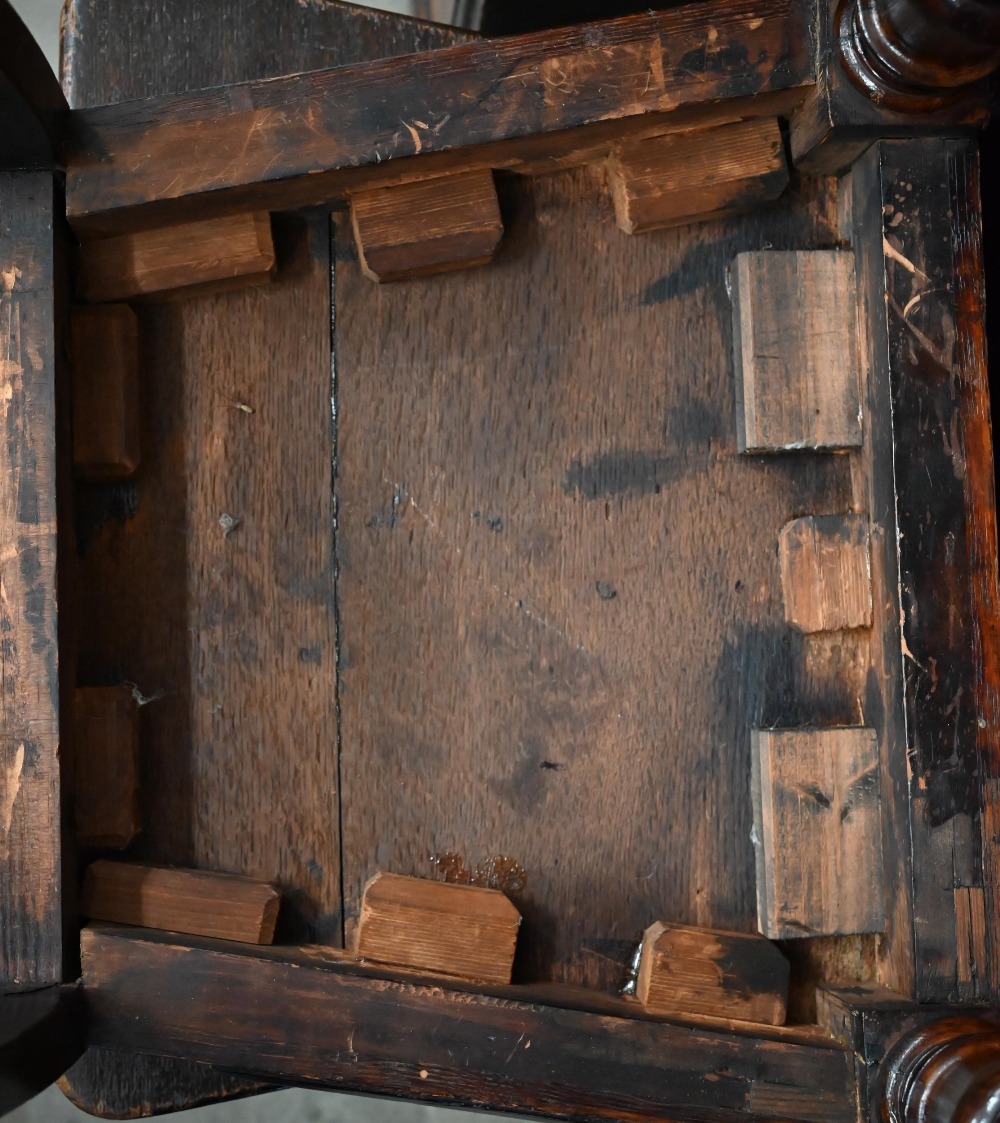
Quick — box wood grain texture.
[636,921,789,1025]
[60,2,473,1114]
[71,306,140,479]
[851,140,1000,1002]
[751,727,884,939]
[0,987,83,1114]
[81,925,859,1123]
[81,861,280,943]
[59,1049,271,1120]
[73,686,140,849]
[357,872,520,983]
[76,213,276,303]
[64,0,813,236]
[779,515,873,633]
[0,172,65,987]
[732,250,862,453]
[954,887,987,1000]
[352,170,503,282]
[607,118,789,235]
[335,170,862,987]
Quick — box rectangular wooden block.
[732,250,861,452]
[73,686,140,849]
[70,305,140,479]
[81,861,280,944]
[356,872,521,983]
[350,170,503,282]
[77,212,275,302]
[607,118,789,235]
[751,727,884,939]
[779,514,872,633]
[636,921,789,1025]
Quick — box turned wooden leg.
[881,1018,1000,1123]
[838,0,1000,107]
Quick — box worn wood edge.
[64,0,813,236]
[80,925,857,1123]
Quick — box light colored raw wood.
[751,727,884,939]
[73,687,140,849]
[350,170,503,282]
[779,515,872,633]
[607,119,788,235]
[636,921,789,1025]
[81,861,280,944]
[955,887,987,997]
[356,872,520,983]
[70,305,140,479]
[76,212,275,302]
[732,250,861,452]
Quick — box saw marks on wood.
[732,250,861,453]
[356,872,521,983]
[751,727,884,940]
[334,169,860,986]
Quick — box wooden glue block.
[70,306,141,479]
[77,212,275,302]
[73,687,141,849]
[350,170,503,282]
[356,872,521,983]
[607,118,788,235]
[751,727,884,939]
[779,514,873,633]
[81,861,281,944]
[731,250,861,452]
[636,921,789,1025]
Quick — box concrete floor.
[6,2,517,1119]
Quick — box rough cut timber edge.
[63,0,812,236]
[80,925,859,1123]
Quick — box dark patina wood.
[64,0,811,237]
[81,924,858,1123]
[0,987,83,1114]
[0,0,66,169]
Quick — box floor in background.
[14,1083,523,1122]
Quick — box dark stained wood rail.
[63,0,812,236]
[81,925,858,1123]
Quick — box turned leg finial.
[881,1018,1000,1123]
[838,0,1000,109]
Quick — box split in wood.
[779,514,873,633]
[732,250,861,452]
[76,212,275,303]
[350,170,503,282]
[751,727,884,939]
[81,861,280,944]
[356,871,520,984]
[70,306,141,479]
[635,921,789,1026]
[73,686,141,849]
[607,118,788,235]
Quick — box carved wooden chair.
[3,0,1000,1120]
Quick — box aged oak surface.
[80,925,858,1123]
[63,0,813,236]
[0,172,66,989]
[73,686,140,848]
[62,0,473,1111]
[778,515,873,634]
[607,118,789,235]
[81,861,281,943]
[335,170,865,987]
[636,920,789,1025]
[851,140,1000,1002]
[356,872,521,983]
